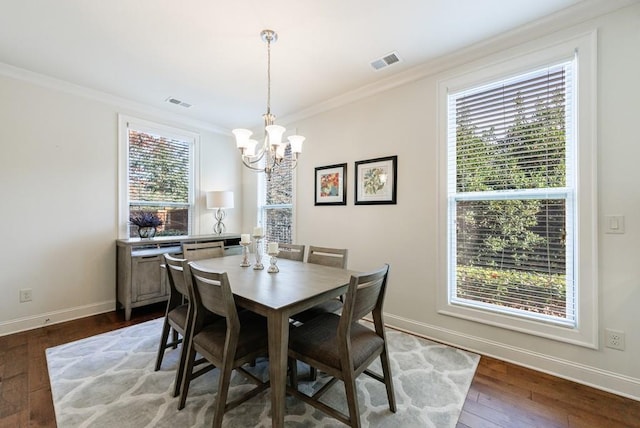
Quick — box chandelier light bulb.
[232,128,253,149]
[288,135,305,153]
[266,124,286,146]
[245,139,258,157]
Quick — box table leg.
[267,311,289,428]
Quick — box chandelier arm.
[242,157,270,172]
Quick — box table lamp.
[206,190,234,234]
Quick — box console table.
[116,233,241,320]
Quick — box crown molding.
[0,62,230,135]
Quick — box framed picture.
[355,155,397,205]
[315,163,347,205]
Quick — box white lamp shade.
[232,129,253,149]
[266,124,286,146]
[206,191,234,209]
[288,135,305,153]
[275,144,286,159]
[245,139,258,156]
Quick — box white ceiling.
[0,0,622,131]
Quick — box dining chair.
[290,246,348,323]
[181,240,225,261]
[277,243,306,262]
[154,254,189,391]
[178,262,270,427]
[156,254,216,397]
[287,264,395,428]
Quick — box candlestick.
[267,245,279,273]
[267,254,279,273]
[240,241,251,267]
[267,242,279,254]
[252,235,264,270]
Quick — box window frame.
[437,33,598,348]
[118,115,201,238]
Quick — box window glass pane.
[454,198,572,319]
[455,66,567,193]
[128,130,191,237]
[259,145,294,244]
[449,61,574,325]
[264,207,293,244]
[266,147,293,205]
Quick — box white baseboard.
[0,301,116,337]
[385,314,640,401]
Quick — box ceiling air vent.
[370,51,401,71]
[165,97,192,108]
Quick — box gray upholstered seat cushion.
[290,299,343,324]
[193,311,268,359]
[289,313,383,370]
[167,303,189,329]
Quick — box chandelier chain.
[266,35,271,116]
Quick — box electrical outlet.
[19,288,33,302]
[605,329,625,351]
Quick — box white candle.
[253,226,263,237]
[240,234,251,244]
[267,242,279,254]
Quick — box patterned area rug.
[46,318,479,427]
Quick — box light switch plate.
[604,215,625,234]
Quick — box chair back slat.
[182,241,225,261]
[277,243,306,261]
[340,264,390,326]
[164,253,190,299]
[307,246,348,268]
[188,263,238,323]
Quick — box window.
[119,116,199,238]
[258,146,295,245]
[438,34,597,347]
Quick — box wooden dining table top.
[191,254,357,314]
[189,253,358,428]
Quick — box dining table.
[192,253,357,428]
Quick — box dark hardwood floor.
[1,304,639,427]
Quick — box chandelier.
[232,29,304,178]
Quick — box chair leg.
[212,364,234,428]
[171,328,179,349]
[380,346,397,412]
[309,365,317,381]
[178,346,197,410]
[173,329,190,397]
[289,357,298,388]
[342,370,361,428]
[154,318,171,371]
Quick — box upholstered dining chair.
[178,263,270,427]
[287,264,395,428]
[156,253,208,398]
[277,243,306,262]
[290,246,348,323]
[155,254,188,374]
[181,240,225,261]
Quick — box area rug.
[46,318,479,427]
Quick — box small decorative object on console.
[129,211,163,238]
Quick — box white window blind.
[128,129,192,236]
[447,61,576,326]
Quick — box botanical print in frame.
[355,155,397,205]
[315,163,347,205]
